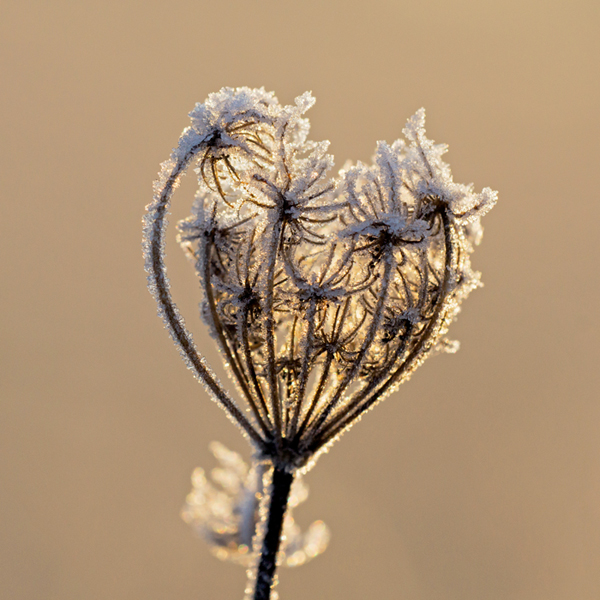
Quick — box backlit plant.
[143,87,496,600]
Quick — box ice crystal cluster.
[143,86,496,598]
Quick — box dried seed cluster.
[144,87,496,471]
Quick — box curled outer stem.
[143,131,265,449]
[309,209,460,451]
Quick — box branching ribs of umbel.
[144,87,496,470]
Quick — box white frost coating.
[181,443,330,567]
[189,87,279,136]
[401,108,497,222]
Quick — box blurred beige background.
[1,1,599,599]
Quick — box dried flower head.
[143,87,496,600]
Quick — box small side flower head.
[181,442,330,567]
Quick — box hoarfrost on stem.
[143,87,496,600]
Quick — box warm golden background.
[2,1,599,598]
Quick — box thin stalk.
[311,327,413,448]
[287,300,317,438]
[201,240,271,439]
[263,220,284,442]
[253,466,294,600]
[143,143,264,448]
[293,352,333,443]
[305,251,396,440]
[240,310,272,425]
[294,298,350,441]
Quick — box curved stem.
[263,220,284,443]
[311,327,413,448]
[287,300,317,438]
[241,309,272,426]
[294,351,333,443]
[311,211,459,449]
[201,239,272,439]
[305,251,396,441]
[143,138,264,448]
[294,298,350,442]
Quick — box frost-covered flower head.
[144,86,496,469]
[143,87,496,596]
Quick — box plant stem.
[253,466,294,600]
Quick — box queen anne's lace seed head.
[145,86,497,465]
[143,87,496,573]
